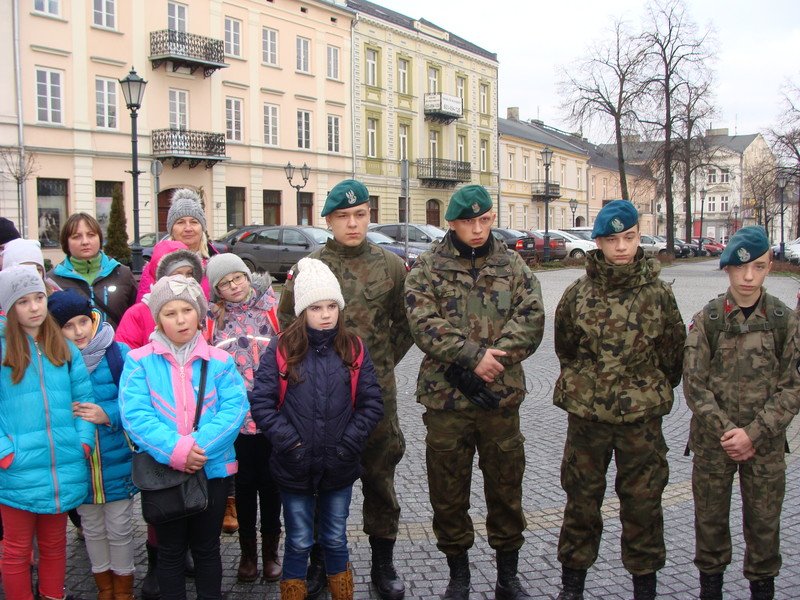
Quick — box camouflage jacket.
[683,290,800,463]
[277,238,413,418]
[553,249,685,424]
[404,233,544,410]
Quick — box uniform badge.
[472,202,480,214]
[688,319,695,332]
[611,217,624,232]
[346,189,357,205]
[736,247,750,263]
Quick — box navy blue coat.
[249,328,383,494]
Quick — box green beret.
[591,200,639,238]
[321,179,370,216]
[719,226,770,268]
[445,185,493,221]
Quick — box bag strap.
[193,360,209,432]
[105,341,124,387]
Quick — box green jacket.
[404,233,544,410]
[553,248,686,424]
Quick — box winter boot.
[750,577,774,600]
[369,536,405,599]
[495,550,531,599]
[237,535,259,582]
[328,564,354,600]
[442,552,470,600]
[93,570,114,600]
[632,573,657,600]
[306,544,327,599]
[184,549,195,577]
[141,542,160,600]
[262,531,283,582]
[556,566,586,600]
[111,573,134,600]
[699,571,723,600]
[280,578,307,600]
[222,496,239,533]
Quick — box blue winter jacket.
[119,334,247,479]
[0,324,96,514]
[84,341,137,504]
[249,327,383,494]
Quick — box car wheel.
[658,249,668,256]
[242,258,257,273]
[570,249,586,259]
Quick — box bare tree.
[0,147,38,236]
[741,156,778,233]
[769,80,800,234]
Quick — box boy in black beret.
[0,217,21,271]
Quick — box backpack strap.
[105,341,124,387]
[276,341,289,410]
[704,293,790,360]
[703,294,726,359]
[266,307,280,335]
[349,337,364,408]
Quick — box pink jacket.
[135,240,211,303]
[116,302,214,350]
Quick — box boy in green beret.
[683,226,800,600]
[553,200,686,600]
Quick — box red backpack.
[275,336,364,409]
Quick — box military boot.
[632,573,657,600]
[556,566,586,600]
[141,542,160,600]
[442,552,470,600]
[305,544,327,599]
[699,572,723,600]
[369,536,405,599]
[750,577,774,600]
[494,550,531,599]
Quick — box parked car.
[559,226,595,242]
[639,234,669,257]
[216,225,265,249]
[229,225,333,280]
[368,223,447,248]
[654,235,693,258]
[366,231,426,268]
[543,230,596,258]
[772,236,800,259]
[529,230,569,261]
[693,237,725,256]
[673,237,706,257]
[491,228,539,263]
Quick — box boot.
[495,550,531,599]
[556,566,586,600]
[237,535,259,583]
[750,578,774,600]
[369,536,405,599]
[222,496,239,533]
[262,531,283,582]
[141,542,160,600]
[184,549,195,578]
[632,573,657,600]
[306,544,327,599]
[93,570,114,600]
[442,552,470,600]
[699,571,723,600]
[111,573,134,600]
[280,578,308,600]
[328,564,354,600]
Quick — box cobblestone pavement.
[34,261,800,599]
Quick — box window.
[397,58,409,94]
[298,192,313,226]
[367,118,378,158]
[591,175,596,198]
[602,178,608,198]
[93,0,115,28]
[523,156,529,181]
[297,110,311,149]
[225,97,242,142]
[457,134,466,162]
[169,89,188,130]
[508,153,514,179]
[34,0,59,16]
[226,187,245,230]
[560,163,566,185]
[36,68,62,124]
[263,190,281,226]
[95,77,117,129]
[456,75,466,100]
[721,169,730,183]
[225,17,241,56]
[707,196,716,212]
[262,28,278,65]
[327,115,340,153]
[398,124,409,161]
[263,103,279,146]
[37,178,68,248]
[369,196,379,223]
[428,67,438,93]
[94,181,121,238]
[707,169,717,184]
[366,48,378,86]
[327,45,340,79]
[168,2,187,31]
[479,83,489,114]
[480,139,488,171]
[720,195,729,212]
[429,130,439,158]
[576,167,582,189]
[296,36,310,72]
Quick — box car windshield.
[367,231,395,244]
[567,230,593,241]
[417,224,447,239]
[554,231,577,241]
[301,227,334,244]
[219,228,242,240]
[503,228,527,237]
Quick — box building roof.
[346,0,498,62]
[602,131,761,163]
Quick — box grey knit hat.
[206,254,252,300]
[0,265,46,312]
[156,248,204,282]
[166,189,207,233]
[148,275,208,325]
[293,257,345,317]
[2,238,45,270]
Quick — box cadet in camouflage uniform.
[404,185,544,600]
[683,227,800,600]
[277,179,411,600]
[553,200,685,600]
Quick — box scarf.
[81,322,115,373]
[150,329,201,366]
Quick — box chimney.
[705,128,729,137]
[530,119,544,126]
[507,107,519,120]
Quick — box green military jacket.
[277,238,413,418]
[553,248,686,424]
[683,289,800,463]
[404,232,544,410]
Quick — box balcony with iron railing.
[423,93,463,124]
[151,129,228,169]
[531,181,561,199]
[149,30,227,77]
[417,158,471,187]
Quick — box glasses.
[217,273,247,291]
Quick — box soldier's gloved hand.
[444,364,501,410]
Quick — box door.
[238,227,279,273]
[426,199,441,226]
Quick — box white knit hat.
[2,238,45,270]
[206,253,252,300]
[166,189,207,233]
[293,257,345,317]
[148,275,208,325]
[0,265,46,312]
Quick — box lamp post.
[119,67,147,275]
[541,146,553,262]
[777,171,788,261]
[285,162,311,225]
[698,187,706,255]
[656,202,662,237]
[568,198,578,227]
[733,204,739,234]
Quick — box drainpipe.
[350,14,358,179]
[12,0,28,237]
[494,70,500,224]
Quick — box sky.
[375,0,800,144]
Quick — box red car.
[692,237,725,256]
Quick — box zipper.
[35,340,61,513]
[179,364,189,432]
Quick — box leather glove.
[444,364,501,410]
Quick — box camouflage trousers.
[692,454,785,580]
[558,414,669,575]
[423,405,526,556]
[360,414,405,539]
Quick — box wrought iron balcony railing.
[423,93,463,124]
[151,129,228,169]
[417,158,471,187]
[531,181,561,199]
[149,30,227,77]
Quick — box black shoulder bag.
[132,360,209,525]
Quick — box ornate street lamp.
[541,147,553,262]
[777,171,788,260]
[119,67,147,275]
[698,187,706,255]
[285,162,311,225]
[568,198,578,227]
[733,204,739,234]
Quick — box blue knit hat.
[591,200,639,238]
[719,226,770,268]
[321,180,369,216]
[48,289,93,328]
[445,185,493,221]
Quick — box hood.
[146,240,189,282]
[585,248,661,290]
